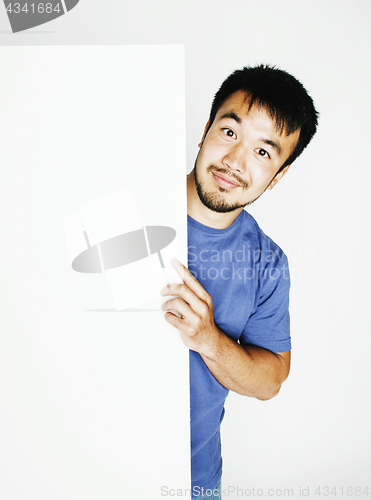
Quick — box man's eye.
[255,148,270,158]
[222,128,236,139]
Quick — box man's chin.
[209,204,245,214]
[194,165,253,212]
[196,187,248,213]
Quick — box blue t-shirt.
[188,210,291,493]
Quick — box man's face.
[194,91,301,213]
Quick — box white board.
[0,45,190,499]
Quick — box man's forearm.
[162,259,290,401]
[199,327,290,400]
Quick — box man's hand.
[160,259,290,400]
[160,259,222,358]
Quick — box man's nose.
[222,144,247,174]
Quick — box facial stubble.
[193,155,270,213]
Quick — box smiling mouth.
[212,171,241,190]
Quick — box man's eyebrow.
[219,112,242,123]
[261,139,282,155]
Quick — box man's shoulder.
[241,210,287,265]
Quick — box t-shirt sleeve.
[239,252,291,353]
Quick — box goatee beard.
[194,164,251,213]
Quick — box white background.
[0,46,189,499]
[1,0,370,497]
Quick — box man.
[161,65,318,499]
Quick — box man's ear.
[267,165,291,190]
[198,119,211,148]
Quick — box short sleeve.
[239,252,291,353]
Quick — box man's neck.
[187,171,244,230]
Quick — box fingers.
[160,260,214,335]
[164,311,183,330]
[160,279,211,318]
[161,296,193,319]
[170,259,211,304]
[160,283,196,307]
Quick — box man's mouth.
[211,171,241,190]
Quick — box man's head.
[192,65,318,214]
[206,64,318,173]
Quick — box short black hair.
[207,64,319,173]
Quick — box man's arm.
[201,334,290,400]
[161,259,291,401]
